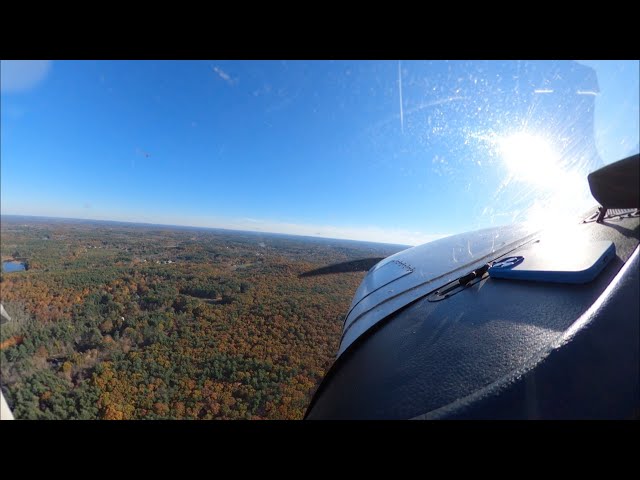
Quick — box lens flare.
[495,131,594,229]
[498,132,562,188]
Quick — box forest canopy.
[0,216,404,419]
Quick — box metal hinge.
[426,262,492,302]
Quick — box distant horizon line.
[0,213,415,248]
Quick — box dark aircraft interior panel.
[306,209,639,419]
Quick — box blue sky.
[1,60,638,245]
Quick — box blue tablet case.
[488,240,616,284]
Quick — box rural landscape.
[0,215,405,419]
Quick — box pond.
[2,261,26,272]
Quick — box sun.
[495,131,594,229]
[498,132,562,188]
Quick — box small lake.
[2,261,26,273]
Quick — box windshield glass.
[1,60,638,419]
[2,60,638,243]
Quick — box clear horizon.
[0,212,421,247]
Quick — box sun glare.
[495,131,594,229]
[498,132,562,188]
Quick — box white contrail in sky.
[398,60,404,134]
